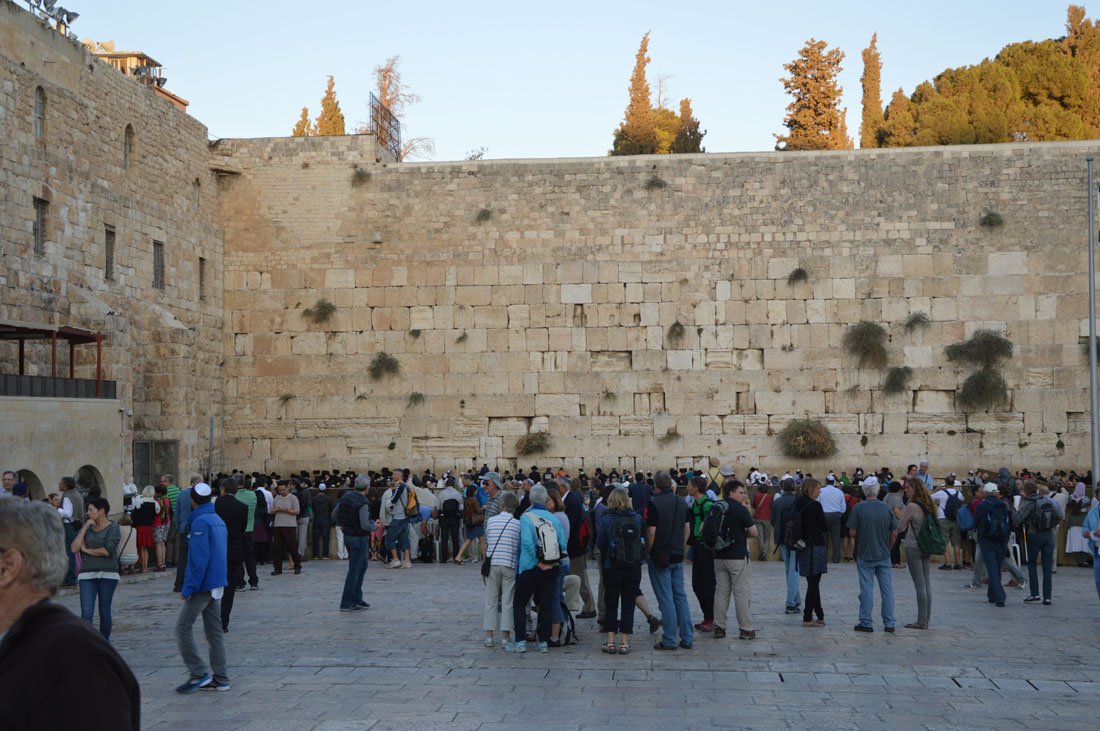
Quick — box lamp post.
[1087,156,1099,490]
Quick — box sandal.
[602,642,617,654]
[618,643,630,655]
[452,558,463,565]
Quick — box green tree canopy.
[860,33,883,148]
[776,38,852,151]
[671,98,705,153]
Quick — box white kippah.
[193,483,212,497]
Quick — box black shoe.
[937,564,952,571]
[249,584,259,591]
[270,571,281,576]
[784,606,800,614]
[884,627,895,634]
[653,642,677,651]
[577,611,596,619]
[547,639,562,648]
[1042,599,1052,606]
[678,640,693,649]
[236,584,247,591]
[995,602,1005,607]
[1023,596,1042,603]
[854,624,873,633]
[354,602,370,609]
[222,625,229,633]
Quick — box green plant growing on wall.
[904,311,930,334]
[409,329,422,339]
[883,366,913,394]
[278,393,295,407]
[843,321,888,369]
[475,208,492,223]
[601,388,616,400]
[979,210,1004,228]
[516,432,550,456]
[387,441,396,450]
[351,166,370,186]
[957,367,1009,411]
[456,331,468,344]
[667,320,685,346]
[777,418,837,459]
[787,267,809,285]
[945,329,1013,368]
[368,352,400,380]
[644,175,667,191]
[302,298,336,324]
[407,391,425,407]
[355,393,368,402]
[658,426,680,445]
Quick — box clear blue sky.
[72,0,1074,160]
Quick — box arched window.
[123,124,134,170]
[34,86,45,139]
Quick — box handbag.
[481,516,513,579]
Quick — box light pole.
[1087,156,1099,490]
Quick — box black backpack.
[944,489,962,521]
[441,498,461,521]
[783,504,807,551]
[700,501,732,552]
[1032,499,1060,533]
[980,500,1010,543]
[417,537,436,563]
[612,514,642,568]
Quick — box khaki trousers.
[713,557,754,632]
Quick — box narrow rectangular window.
[32,197,47,256]
[198,256,206,300]
[105,225,115,281]
[153,240,164,289]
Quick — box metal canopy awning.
[0,319,105,395]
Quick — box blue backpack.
[979,500,1010,542]
[956,503,975,533]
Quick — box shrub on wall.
[667,320,685,346]
[843,321,888,369]
[777,418,837,459]
[658,426,680,445]
[368,352,400,380]
[945,329,1013,368]
[516,432,550,456]
[787,267,809,285]
[407,392,425,407]
[957,367,1008,411]
[883,366,913,394]
[904,311,930,334]
[302,298,336,324]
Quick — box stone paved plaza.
[58,558,1100,730]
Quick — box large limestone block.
[666,350,693,371]
[988,251,1027,276]
[560,283,593,304]
[324,269,355,289]
[535,393,580,416]
[291,332,327,355]
[410,306,434,330]
[913,390,955,413]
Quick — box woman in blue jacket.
[597,487,643,655]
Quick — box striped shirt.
[485,513,521,569]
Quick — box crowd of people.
[2,457,1099,727]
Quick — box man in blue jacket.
[175,483,229,693]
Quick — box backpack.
[464,497,484,526]
[783,504,807,551]
[441,498,461,521]
[611,514,643,568]
[956,504,975,533]
[700,501,733,552]
[1032,499,1060,533]
[578,512,592,550]
[916,506,946,556]
[980,500,1010,543]
[402,487,419,519]
[417,537,436,563]
[943,489,962,521]
[531,514,562,564]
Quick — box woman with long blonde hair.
[898,477,938,629]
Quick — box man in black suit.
[560,477,596,619]
[215,478,249,633]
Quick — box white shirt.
[59,496,74,521]
[930,488,961,520]
[818,484,847,514]
[257,487,273,511]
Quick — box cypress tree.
[314,75,346,136]
[611,32,659,155]
[860,34,884,148]
[291,107,313,137]
[670,98,706,153]
[775,39,852,151]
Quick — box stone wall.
[218,136,1100,476]
[0,0,223,500]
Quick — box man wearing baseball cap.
[175,482,230,693]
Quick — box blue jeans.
[648,560,694,647]
[64,523,79,584]
[856,558,895,628]
[312,521,332,559]
[340,535,369,609]
[1025,530,1054,600]
[1093,548,1100,603]
[78,577,118,639]
[980,539,1007,604]
[385,519,410,553]
[779,546,801,608]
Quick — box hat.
[862,476,879,489]
[968,470,975,475]
[719,465,734,477]
[982,482,999,494]
[709,456,720,468]
[193,483,212,497]
[479,471,503,489]
[318,483,327,491]
[826,475,836,483]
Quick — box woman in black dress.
[796,478,829,626]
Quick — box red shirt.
[752,491,773,521]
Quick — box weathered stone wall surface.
[219,136,1100,475]
[0,0,223,500]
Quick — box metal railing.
[1,374,117,399]
[368,92,402,161]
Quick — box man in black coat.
[0,499,139,729]
[561,477,597,619]
[215,478,249,632]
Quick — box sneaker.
[995,602,1005,607]
[738,630,757,640]
[713,627,727,639]
[963,582,980,589]
[577,610,597,619]
[1006,579,1019,588]
[484,637,494,648]
[678,640,693,649]
[504,641,527,654]
[884,627,895,634]
[653,642,677,651]
[400,561,412,569]
[537,642,548,653]
[694,621,714,632]
[1042,599,1052,606]
[353,602,370,609]
[853,624,873,633]
[1023,595,1042,603]
[547,638,562,648]
[339,606,355,612]
[249,585,259,591]
[293,568,301,575]
[175,674,212,694]
[953,564,963,570]
[203,679,230,691]
[937,564,952,571]
[386,561,401,569]
[784,606,801,615]
[647,615,662,634]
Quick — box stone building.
[3,0,1099,504]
